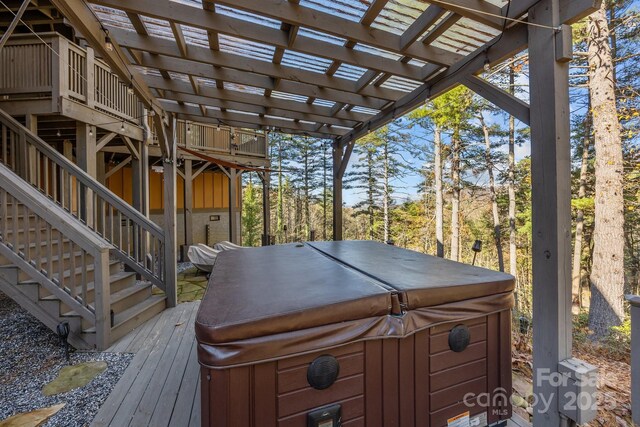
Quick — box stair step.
[60,281,152,318]
[85,295,166,342]
[18,259,121,287]
[41,271,137,304]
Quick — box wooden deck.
[91,300,531,427]
[91,301,201,427]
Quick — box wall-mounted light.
[120,121,125,132]
[127,81,134,95]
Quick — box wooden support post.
[529,1,573,425]
[332,143,344,241]
[629,295,640,426]
[25,114,38,185]
[77,122,97,227]
[58,139,73,211]
[161,118,178,307]
[228,167,238,244]
[183,159,193,250]
[86,47,95,108]
[93,248,111,349]
[260,172,271,246]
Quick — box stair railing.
[0,163,112,348]
[0,109,166,291]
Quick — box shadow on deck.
[90,300,531,427]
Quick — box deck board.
[91,301,201,427]
[92,300,532,427]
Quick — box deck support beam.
[77,122,97,227]
[529,1,575,425]
[183,158,193,253]
[227,167,239,245]
[259,171,271,246]
[156,116,177,307]
[332,142,345,241]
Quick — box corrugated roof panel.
[432,17,499,54]
[333,63,367,81]
[139,16,176,41]
[270,91,313,103]
[281,51,333,74]
[299,0,370,22]
[372,0,430,35]
[90,5,132,29]
[223,82,265,95]
[350,106,380,115]
[212,4,282,28]
[180,24,211,49]
[353,43,404,61]
[312,99,335,108]
[380,75,422,92]
[297,28,347,45]
[218,34,275,61]
[167,72,190,82]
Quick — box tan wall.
[106,166,240,210]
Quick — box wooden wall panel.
[107,166,239,211]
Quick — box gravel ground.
[0,292,133,427]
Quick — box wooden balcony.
[0,33,143,137]
[0,33,267,160]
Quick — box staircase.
[0,109,169,350]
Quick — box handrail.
[0,108,166,290]
[0,162,112,347]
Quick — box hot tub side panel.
[200,311,512,427]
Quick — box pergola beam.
[212,0,463,66]
[462,75,530,125]
[141,74,370,124]
[108,30,401,106]
[336,22,529,148]
[93,0,453,76]
[155,88,360,128]
[159,101,346,137]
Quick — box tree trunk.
[450,131,460,262]
[435,125,444,258]
[479,114,504,271]
[276,138,284,243]
[571,108,591,314]
[368,150,375,240]
[322,143,328,240]
[587,3,626,339]
[383,140,390,243]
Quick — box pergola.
[9,0,600,424]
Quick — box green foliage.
[241,179,261,247]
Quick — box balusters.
[46,223,53,280]
[81,250,87,306]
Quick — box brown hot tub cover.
[196,241,515,368]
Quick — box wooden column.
[629,295,640,426]
[131,139,144,213]
[25,114,38,185]
[140,141,150,217]
[96,151,106,185]
[228,167,238,244]
[77,122,96,226]
[160,118,178,307]
[260,172,271,246]
[183,159,193,249]
[529,1,573,425]
[332,143,343,241]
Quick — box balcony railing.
[0,33,143,126]
[153,119,267,159]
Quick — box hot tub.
[196,241,514,427]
